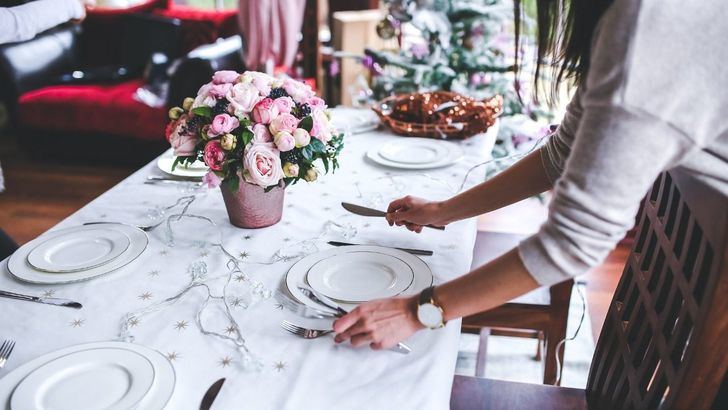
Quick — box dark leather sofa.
[0,11,244,164]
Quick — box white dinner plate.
[306,251,414,302]
[156,156,208,178]
[11,347,155,410]
[0,341,175,410]
[7,223,148,284]
[366,138,463,170]
[285,245,433,311]
[26,228,130,273]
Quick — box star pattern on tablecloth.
[274,303,284,310]
[167,351,180,361]
[321,192,330,197]
[138,292,153,301]
[441,244,458,250]
[238,251,250,260]
[174,320,188,331]
[243,235,252,240]
[229,297,245,308]
[218,356,233,367]
[99,213,108,219]
[283,221,292,226]
[363,223,371,228]
[233,274,246,283]
[159,250,169,256]
[224,324,238,335]
[283,237,291,242]
[70,318,84,328]
[323,206,331,212]
[273,361,286,372]
[148,270,160,277]
[42,290,55,298]
[200,250,209,258]
[127,317,141,327]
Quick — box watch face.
[417,303,443,328]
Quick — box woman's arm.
[0,0,85,44]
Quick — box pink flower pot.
[220,179,285,228]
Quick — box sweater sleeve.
[0,0,84,44]
[540,87,584,184]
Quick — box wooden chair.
[452,170,728,409]
[462,231,574,385]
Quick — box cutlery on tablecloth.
[83,220,163,233]
[275,291,338,319]
[144,179,203,187]
[327,241,433,256]
[0,340,16,369]
[297,285,412,355]
[281,321,333,339]
[341,202,445,231]
[147,175,200,182]
[199,378,226,410]
[0,290,82,309]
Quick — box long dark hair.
[515,0,614,104]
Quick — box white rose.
[226,82,262,114]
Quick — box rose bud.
[182,97,195,111]
[168,106,184,120]
[292,128,311,148]
[303,168,318,182]
[274,131,295,152]
[282,162,300,177]
[221,133,237,151]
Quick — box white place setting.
[0,106,495,409]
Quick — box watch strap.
[419,286,436,306]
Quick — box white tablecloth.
[1,109,495,410]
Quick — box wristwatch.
[417,286,446,329]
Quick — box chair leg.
[535,332,543,361]
[474,328,490,378]
[543,280,574,385]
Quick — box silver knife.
[341,202,445,231]
[200,378,225,410]
[328,241,433,256]
[298,285,412,355]
[0,290,82,309]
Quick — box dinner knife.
[200,378,226,410]
[328,241,433,256]
[341,202,445,231]
[298,285,412,355]
[0,290,82,309]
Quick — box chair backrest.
[586,171,728,409]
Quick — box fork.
[83,220,164,232]
[0,340,16,369]
[281,320,333,339]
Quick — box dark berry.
[281,148,303,164]
[182,115,204,135]
[212,99,230,116]
[269,87,289,99]
[293,103,311,119]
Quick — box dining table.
[0,107,498,409]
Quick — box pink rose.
[273,96,295,114]
[252,123,273,143]
[208,114,240,138]
[202,171,222,188]
[203,140,226,171]
[283,79,314,103]
[306,96,326,109]
[168,116,198,156]
[241,71,274,95]
[251,98,279,124]
[309,109,332,143]
[212,70,240,84]
[209,83,233,98]
[243,142,284,187]
[274,131,295,152]
[226,82,262,114]
[269,113,299,135]
[192,82,216,108]
[292,128,310,147]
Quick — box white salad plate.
[156,156,209,178]
[10,348,155,410]
[366,138,463,170]
[306,251,415,303]
[7,223,148,284]
[0,341,175,410]
[26,228,130,273]
[285,245,433,311]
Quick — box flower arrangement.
[166,71,344,191]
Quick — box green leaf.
[301,145,313,160]
[309,138,325,153]
[241,129,253,147]
[227,175,240,192]
[191,106,212,118]
[171,156,182,171]
[321,156,329,173]
[299,116,313,132]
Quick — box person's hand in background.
[385,196,450,233]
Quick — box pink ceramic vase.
[220,178,285,228]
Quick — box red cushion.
[18,80,166,141]
[153,6,239,53]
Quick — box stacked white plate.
[366,138,464,170]
[156,156,208,178]
[0,341,175,409]
[7,223,148,284]
[284,245,433,311]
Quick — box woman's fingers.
[332,307,362,334]
[350,333,373,347]
[334,318,371,343]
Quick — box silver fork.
[281,320,333,339]
[0,340,16,369]
[83,220,164,232]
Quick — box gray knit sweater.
[518,0,728,285]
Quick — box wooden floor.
[0,133,624,347]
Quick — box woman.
[333,0,728,349]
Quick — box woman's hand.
[333,296,424,350]
[385,196,449,233]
